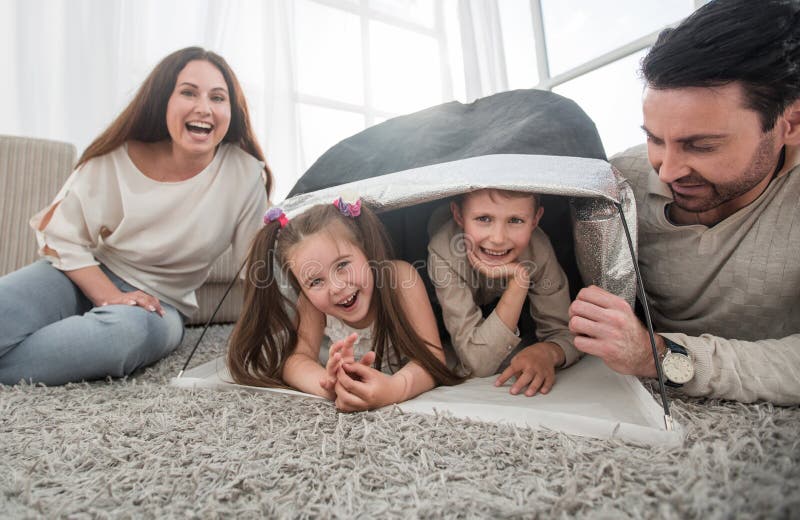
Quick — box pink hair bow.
[264,207,289,228]
[334,197,361,217]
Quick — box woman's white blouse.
[30,143,268,316]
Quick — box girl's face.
[288,229,375,329]
[165,59,231,161]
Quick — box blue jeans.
[0,260,185,385]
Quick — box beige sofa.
[0,134,243,325]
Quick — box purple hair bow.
[264,207,289,228]
[334,197,361,217]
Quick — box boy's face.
[451,191,543,267]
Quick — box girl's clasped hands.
[320,333,401,411]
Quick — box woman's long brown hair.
[77,46,272,197]
[227,203,462,389]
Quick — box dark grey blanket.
[288,89,607,298]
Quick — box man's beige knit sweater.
[612,144,800,404]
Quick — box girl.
[227,199,462,411]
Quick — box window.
[541,0,695,76]
[496,0,700,157]
[293,0,454,171]
[553,49,649,157]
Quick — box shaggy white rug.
[2,325,799,518]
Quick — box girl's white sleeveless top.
[323,315,401,374]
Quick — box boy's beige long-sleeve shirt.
[613,144,800,404]
[428,219,578,377]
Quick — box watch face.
[663,353,694,384]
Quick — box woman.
[0,47,271,385]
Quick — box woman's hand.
[64,266,164,317]
[101,289,165,316]
[333,362,407,412]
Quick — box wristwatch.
[659,336,694,387]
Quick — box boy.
[427,189,579,396]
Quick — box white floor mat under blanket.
[171,355,683,446]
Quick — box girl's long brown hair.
[77,46,272,196]
[227,203,462,388]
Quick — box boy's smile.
[452,190,543,268]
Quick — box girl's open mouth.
[337,290,359,310]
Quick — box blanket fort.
[172,153,683,445]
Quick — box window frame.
[295,0,452,169]
[528,0,708,91]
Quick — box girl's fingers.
[359,351,376,366]
[329,342,343,357]
[327,353,341,375]
[344,333,358,349]
[343,335,357,357]
[335,366,362,393]
[334,383,368,412]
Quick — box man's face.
[642,83,782,219]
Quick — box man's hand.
[568,285,660,377]
[494,342,562,396]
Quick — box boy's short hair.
[454,188,541,208]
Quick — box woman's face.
[165,59,231,160]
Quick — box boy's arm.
[527,231,580,367]
[428,249,522,377]
[281,294,334,399]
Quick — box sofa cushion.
[0,135,76,276]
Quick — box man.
[569,0,800,404]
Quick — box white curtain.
[457,0,508,101]
[1,0,509,200]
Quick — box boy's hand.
[466,250,531,288]
[494,342,563,396]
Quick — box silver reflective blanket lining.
[279,154,637,305]
[571,172,637,305]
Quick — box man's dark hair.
[641,0,800,131]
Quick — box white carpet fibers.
[2,325,799,518]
